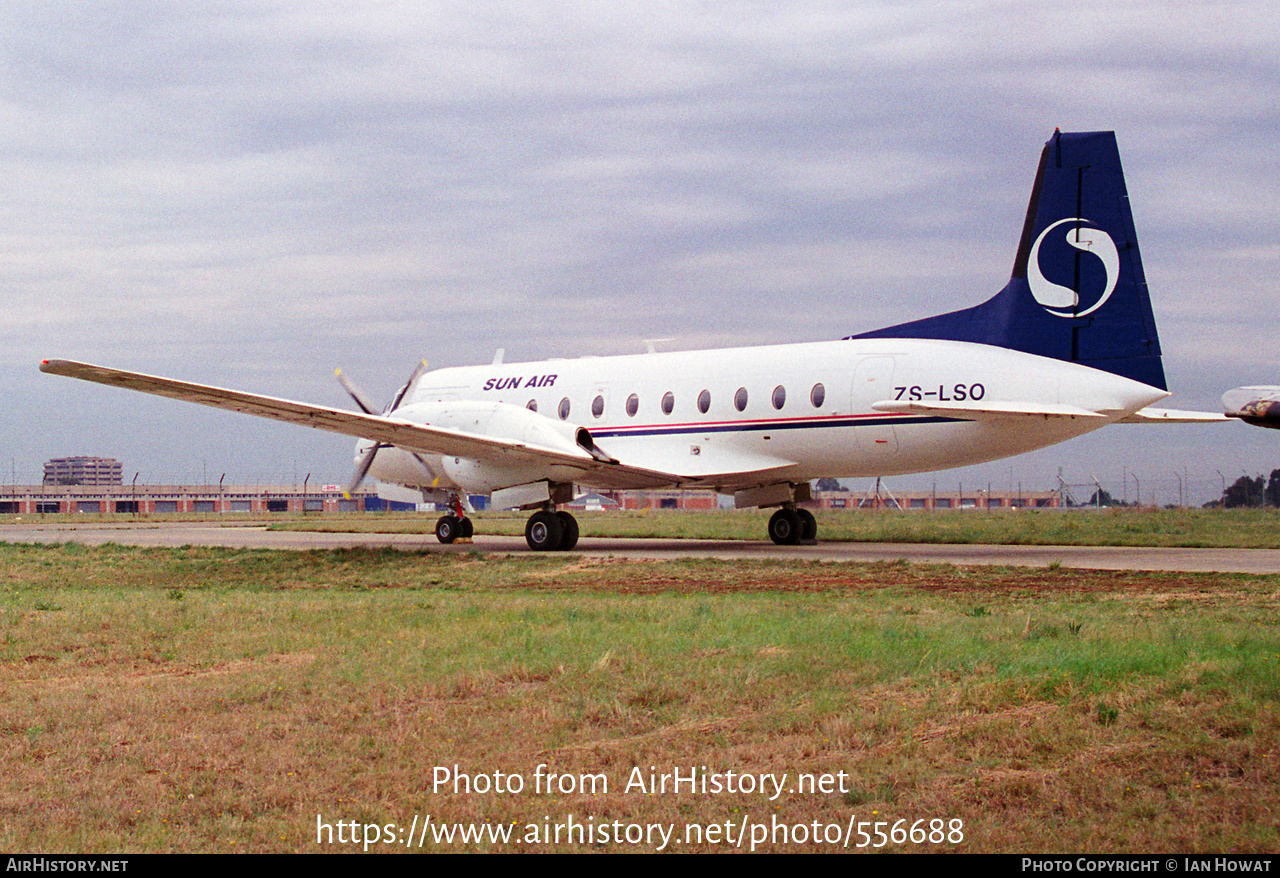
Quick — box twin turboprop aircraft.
[41,130,1221,550]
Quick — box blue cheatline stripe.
[591,415,957,440]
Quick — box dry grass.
[1,543,1277,852]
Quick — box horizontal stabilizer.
[1119,407,1228,424]
[871,399,1106,421]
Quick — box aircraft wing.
[40,358,602,469]
[589,440,797,490]
[38,359,776,491]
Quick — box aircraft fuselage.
[365,337,1167,495]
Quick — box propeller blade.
[338,361,432,497]
[386,360,429,413]
[335,369,380,415]
[408,451,440,483]
[343,442,384,498]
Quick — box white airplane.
[41,130,1222,550]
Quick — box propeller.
[336,361,436,497]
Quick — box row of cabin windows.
[527,383,827,421]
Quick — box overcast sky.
[4,1,1278,505]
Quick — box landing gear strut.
[434,495,473,545]
[524,507,579,551]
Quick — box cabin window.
[661,392,675,415]
[772,385,786,410]
[626,393,639,417]
[810,383,825,408]
[558,397,571,420]
[734,387,748,412]
[697,389,711,414]
[526,399,537,412]
[591,395,605,418]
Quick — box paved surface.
[1,520,1278,573]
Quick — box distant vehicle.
[42,130,1221,551]
[1223,387,1280,429]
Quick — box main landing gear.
[767,506,817,546]
[524,508,579,552]
[432,493,579,552]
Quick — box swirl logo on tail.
[1027,217,1119,318]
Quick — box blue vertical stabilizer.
[849,130,1166,390]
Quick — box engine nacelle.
[386,400,598,493]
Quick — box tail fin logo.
[1027,218,1119,318]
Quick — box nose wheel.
[434,495,473,544]
[435,514,473,544]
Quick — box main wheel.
[525,510,563,551]
[797,508,817,542]
[436,515,460,544]
[768,508,802,545]
[460,517,474,538]
[556,511,579,551]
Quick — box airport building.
[811,488,1062,510]
[0,484,385,515]
[608,487,1060,511]
[0,483,1061,515]
[42,457,123,486]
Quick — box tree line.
[1218,471,1280,508]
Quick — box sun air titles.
[482,374,558,391]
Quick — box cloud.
[3,0,1278,494]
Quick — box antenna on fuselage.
[642,338,673,354]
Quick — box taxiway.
[0,521,1276,574]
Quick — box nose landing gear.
[434,495,474,544]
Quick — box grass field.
[2,540,1277,853]
[268,506,1280,549]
